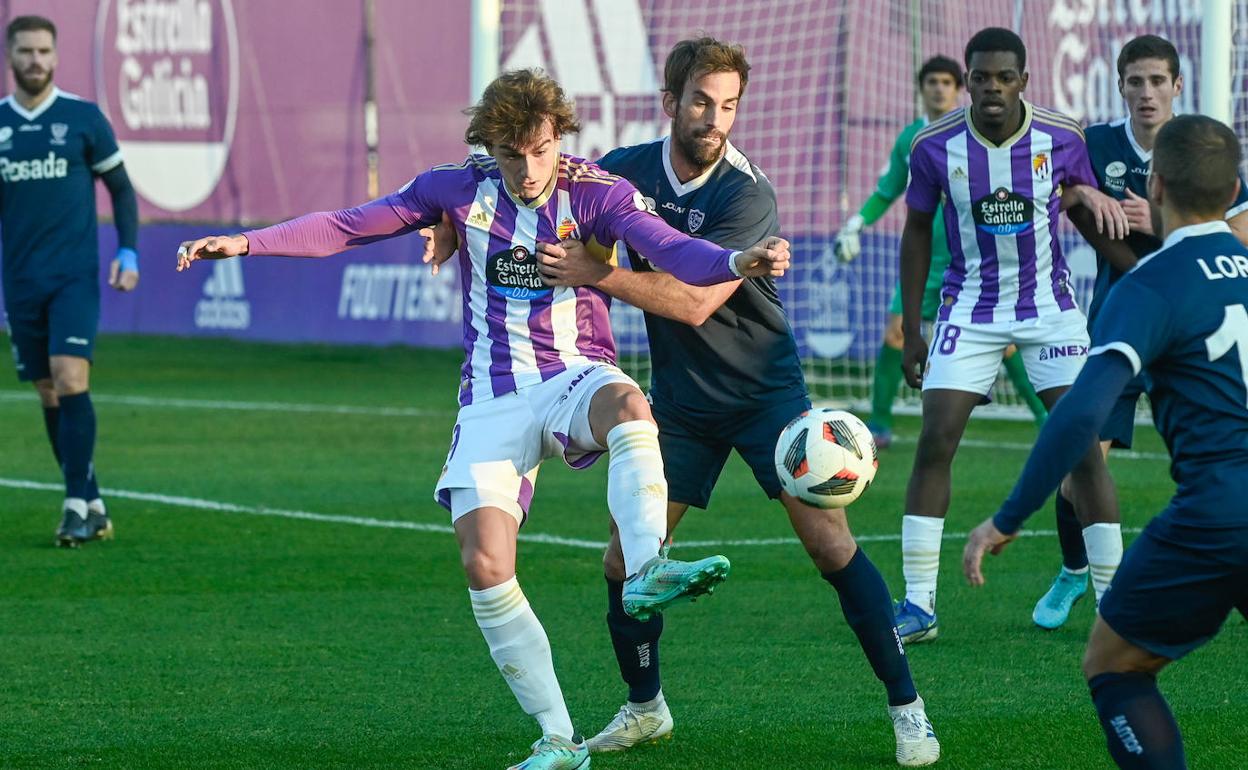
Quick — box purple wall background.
[0,1,1227,354]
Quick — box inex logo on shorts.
[94,0,239,212]
[487,244,551,300]
[974,187,1034,236]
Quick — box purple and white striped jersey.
[906,102,1097,325]
[243,153,740,405]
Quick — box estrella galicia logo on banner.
[974,187,1034,236]
[487,244,551,300]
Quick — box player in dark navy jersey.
[1,16,140,547]
[532,37,940,766]
[1035,35,1248,632]
[965,114,1248,770]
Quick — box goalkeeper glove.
[834,214,864,263]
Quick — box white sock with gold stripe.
[470,577,574,739]
[1082,523,1123,605]
[902,514,944,614]
[607,421,667,577]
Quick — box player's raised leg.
[896,387,981,642]
[786,495,940,766]
[585,382,730,621]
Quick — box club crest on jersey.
[688,208,705,232]
[0,126,11,150]
[557,217,579,240]
[974,187,1034,236]
[1031,152,1050,181]
[487,244,551,300]
[1104,161,1128,193]
[50,123,68,146]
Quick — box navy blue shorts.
[1099,515,1248,660]
[1099,375,1147,449]
[650,393,811,509]
[4,275,99,382]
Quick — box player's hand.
[962,517,1017,587]
[734,236,790,278]
[902,333,927,389]
[108,259,139,291]
[1071,185,1129,240]
[177,235,248,271]
[419,211,458,275]
[1121,189,1154,236]
[537,239,611,287]
[109,247,140,291]
[834,214,864,262]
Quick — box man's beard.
[674,123,726,172]
[13,66,52,95]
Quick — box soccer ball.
[774,409,878,509]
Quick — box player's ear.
[661,90,679,120]
[1173,73,1183,97]
[1147,171,1163,208]
[1019,71,1029,92]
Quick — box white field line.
[0,390,1170,462]
[0,390,449,418]
[0,477,1142,551]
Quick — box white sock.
[64,497,88,520]
[1082,523,1123,605]
[87,498,106,515]
[606,421,667,576]
[902,515,944,614]
[470,577,575,740]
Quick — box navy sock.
[824,548,918,707]
[1089,672,1186,769]
[45,403,101,501]
[57,392,97,501]
[606,577,664,703]
[1056,492,1088,571]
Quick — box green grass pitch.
[0,334,1244,769]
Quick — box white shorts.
[922,311,1090,398]
[434,362,638,526]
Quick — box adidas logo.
[633,483,666,499]
[466,208,491,228]
[951,167,967,180]
[500,663,527,682]
[195,260,251,330]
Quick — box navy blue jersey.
[1085,119,1248,323]
[1089,221,1248,526]
[0,88,122,295]
[598,137,805,410]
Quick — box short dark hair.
[663,36,750,101]
[1117,34,1180,81]
[917,55,964,89]
[1153,115,1242,216]
[7,15,56,45]
[464,69,581,150]
[964,27,1026,72]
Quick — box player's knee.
[32,379,58,407]
[50,359,89,396]
[913,424,958,467]
[592,384,653,433]
[460,546,512,587]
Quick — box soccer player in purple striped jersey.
[893,28,1135,644]
[176,69,789,770]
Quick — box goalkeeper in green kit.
[836,55,1046,447]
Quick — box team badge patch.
[50,123,68,146]
[557,217,579,240]
[1031,152,1050,181]
[688,208,705,232]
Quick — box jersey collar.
[1161,219,1232,249]
[966,100,1033,149]
[1122,117,1153,162]
[6,85,61,122]
[662,134,727,196]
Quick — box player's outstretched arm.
[537,240,740,326]
[733,237,791,278]
[899,207,935,388]
[176,234,249,270]
[1062,184,1129,241]
[962,352,1134,586]
[1067,203,1137,274]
